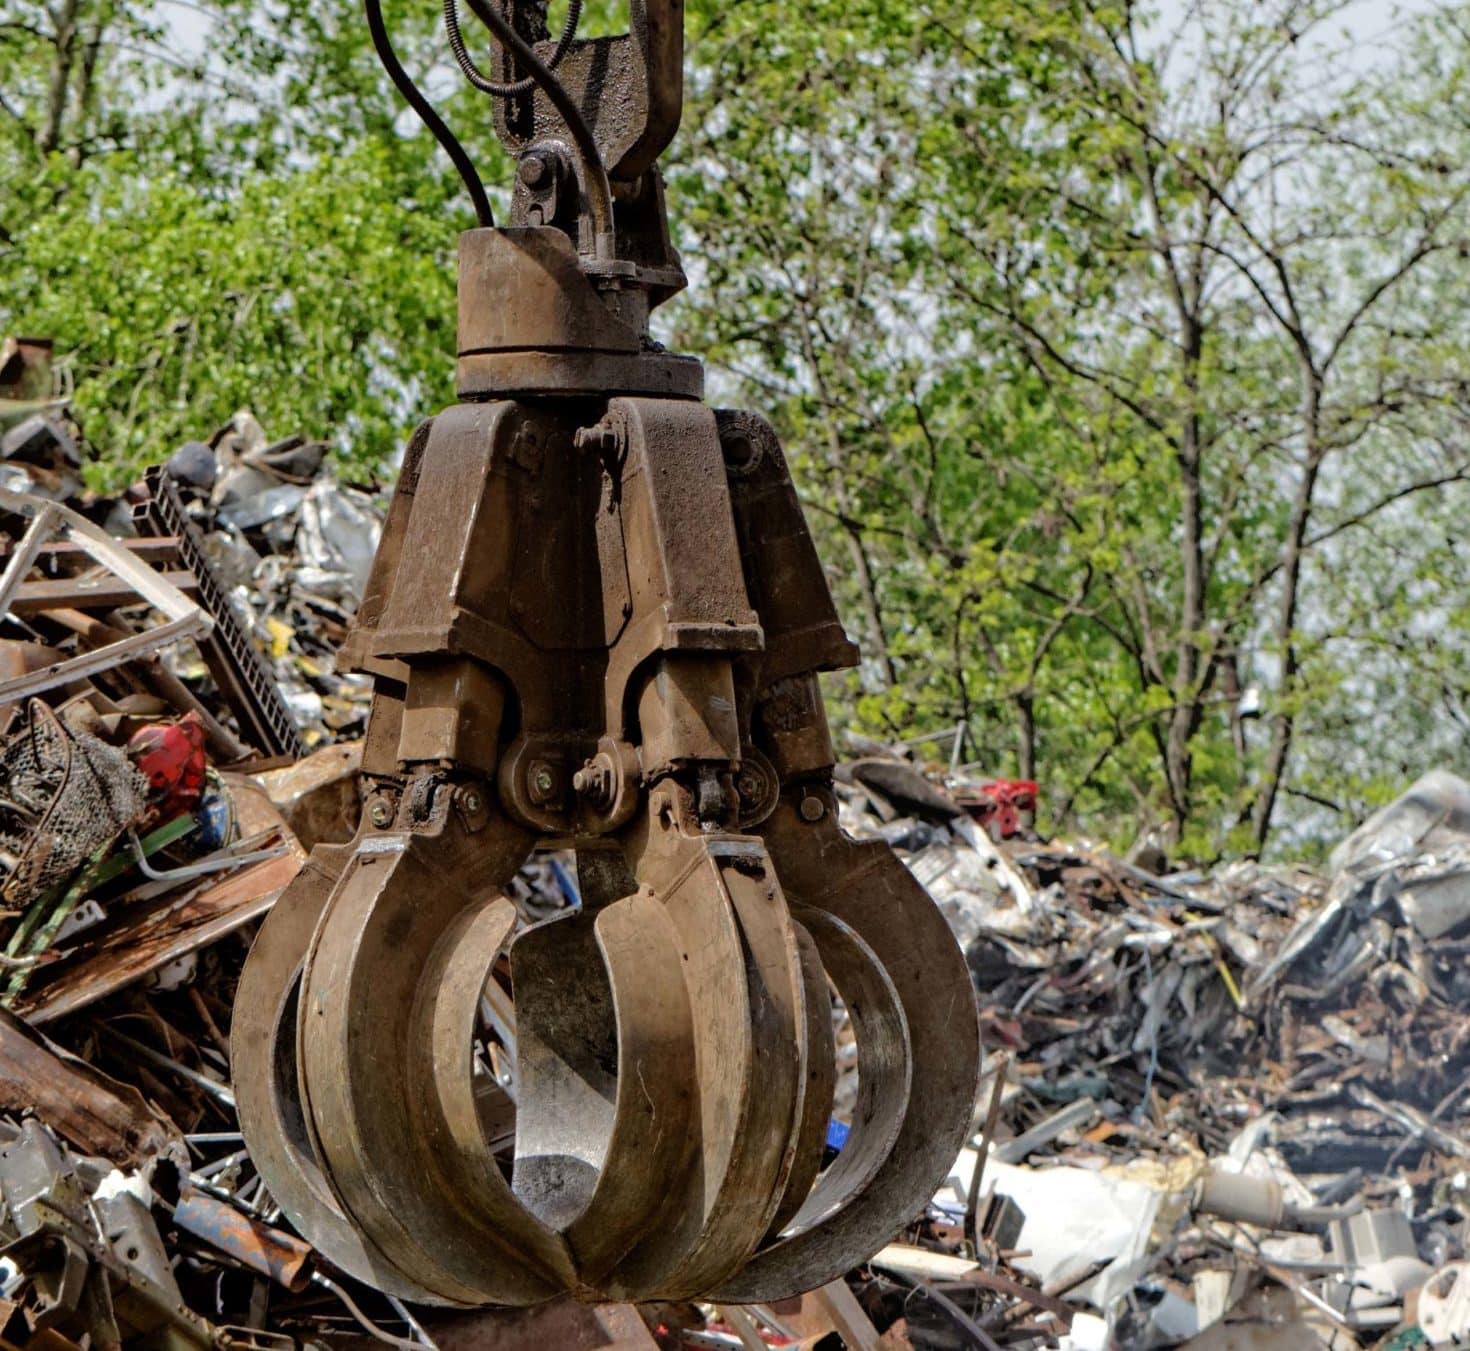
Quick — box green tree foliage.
[3,0,1469,855]
[0,0,502,475]
[672,0,1470,857]
[12,151,456,475]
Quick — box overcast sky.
[162,0,1444,73]
[1153,0,1442,56]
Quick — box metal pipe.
[363,0,493,227]
[312,1272,435,1350]
[174,1190,313,1291]
[100,1027,236,1109]
[126,830,286,883]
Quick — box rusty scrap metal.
[0,1010,186,1169]
[134,467,305,761]
[0,1119,224,1349]
[0,488,213,704]
[231,0,979,1311]
[14,827,302,1026]
[173,1190,313,1290]
[0,471,304,764]
[3,569,199,616]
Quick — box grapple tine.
[715,401,982,1297]
[404,893,590,1293]
[603,795,806,1299]
[231,845,434,1301]
[297,807,570,1305]
[510,888,697,1289]
[764,919,836,1240]
[708,786,980,1303]
[510,911,626,1233]
[775,905,910,1238]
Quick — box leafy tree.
[5,0,1470,855]
[0,0,517,479]
[672,0,1470,856]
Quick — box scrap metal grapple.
[231,0,980,1306]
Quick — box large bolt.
[527,759,562,807]
[573,424,621,456]
[722,430,756,472]
[573,755,616,811]
[458,786,484,815]
[799,793,826,823]
[368,798,393,829]
[518,154,552,189]
[736,769,763,803]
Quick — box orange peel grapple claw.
[232,0,980,1307]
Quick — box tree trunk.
[1164,309,1207,841]
[842,519,897,690]
[1251,371,1325,854]
[41,0,85,156]
[1016,691,1036,783]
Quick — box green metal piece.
[1,814,198,1003]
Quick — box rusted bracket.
[485,0,683,181]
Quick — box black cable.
[364,0,495,227]
[446,0,581,98]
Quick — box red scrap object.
[964,778,1038,839]
[128,713,208,818]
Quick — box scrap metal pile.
[830,756,1470,1350]
[4,0,1470,1342]
[7,360,1470,1347]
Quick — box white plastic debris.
[1330,769,1470,876]
[945,1157,1164,1312]
[1057,1311,1110,1350]
[1330,769,1470,939]
[1419,1260,1470,1345]
[295,479,382,603]
[94,1167,154,1207]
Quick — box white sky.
[1154,0,1441,56]
[157,0,1440,97]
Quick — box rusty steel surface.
[0,1010,187,1169]
[232,0,979,1307]
[173,1191,314,1291]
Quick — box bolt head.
[527,760,562,807]
[518,154,551,188]
[574,424,620,455]
[368,799,393,828]
[799,794,825,823]
[460,788,484,814]
[573,754,617,810]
